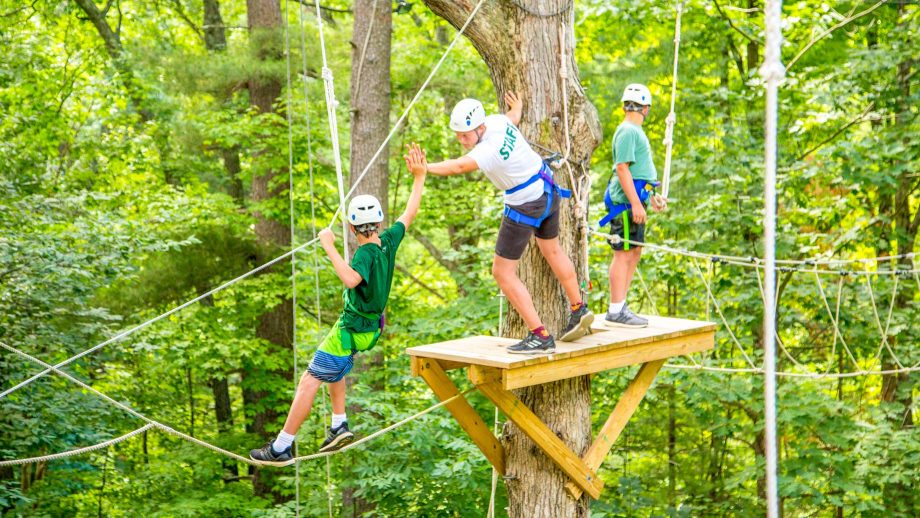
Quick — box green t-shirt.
[340,221,406,333]
[606,122,658,205]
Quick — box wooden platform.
[407,315,715,500]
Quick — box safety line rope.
[0,0,489,403]
[0,339,471,468]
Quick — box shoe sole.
[318,431,355,453]
[507,347,555,355]
[602,319,648,329]
[249,454,292,465]
[560,312,595,342]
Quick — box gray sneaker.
[604,305,648,328]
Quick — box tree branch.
[786,0,887,72]
[169,0,203,38]
[712,0,763,46]
[410,229,457,272]
[793,102,875,162]
[395,264,446,301]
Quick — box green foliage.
[1,1,918,517]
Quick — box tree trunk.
[342,3,392,514]
[879,1,916,430]
[422,2,601,515]
[245,0,294,502]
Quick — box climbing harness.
[597,177,661,227]
[503,162,572,228]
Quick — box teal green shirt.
[340,221,405,333]
[607,122,658,205]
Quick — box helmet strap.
[474,125,485,145]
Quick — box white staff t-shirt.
[465,114,545,206]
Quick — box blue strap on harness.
[503,163,571,228]
[598,179,660,227]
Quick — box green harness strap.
[623,211,631,251]
[340,290,383,353]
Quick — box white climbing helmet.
[621,83,652,106]
[347,194,384,225]
[449,98,486,132]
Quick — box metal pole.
[760,1,784,517]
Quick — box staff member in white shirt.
[407,92,593,354]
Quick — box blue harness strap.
[598,178,660,227]
[503,163,571,228]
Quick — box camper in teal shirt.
[600,84,667,328]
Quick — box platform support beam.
[478,382,604,500]
[413,357,505,475]
[564,359,666,499]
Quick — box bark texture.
[422,1,601,516]
[343,3,392,515]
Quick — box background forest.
[0,0,918,516]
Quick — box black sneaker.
[507,332,556,355]
[250,441,293,464]
[318,422,355,453]
[560,304,594,342]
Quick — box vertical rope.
[660,1,685,200]
[313,0,349,258]
[297,5,332,515]
[760,1,785,515]
[488,291,504,516]
[282,1,301,515]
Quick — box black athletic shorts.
[607,204,646,251]
[495,192,561,260]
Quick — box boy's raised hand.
[404,143,428,178]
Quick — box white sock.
[272,430,296,453]
[331,413,347,429]
[609,301,626,314]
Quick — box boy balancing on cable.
[250,147,427,463]
[598,83,667,328]
[413,91,593,355]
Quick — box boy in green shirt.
[600,84,667,328]
[250,145,427,463]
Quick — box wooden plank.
[468,365,502,385]
[405,316,716,370]
[564,359,665,500]
[502,331,713,390]
[413,357,505,475]
[478,382,604,500]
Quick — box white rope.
[0,424,155,467]
[0,235,319,400]
[312,0,349,258]
[488,291,504,516]
[590,230,918,275]
[0,338,470,468]
[294,5,332,512]
[863,270,906,369]
[815,273,861,369]
[328,0,488,227]
[752,266,806,369]
[0,0,489,402]
[663,362,920,379]
[660,0,685,200]
[282,1,302,514]
[635,267,660,316]
[760,0,784,512]
[689,258,757,369]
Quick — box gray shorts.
[495,193,561,260]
